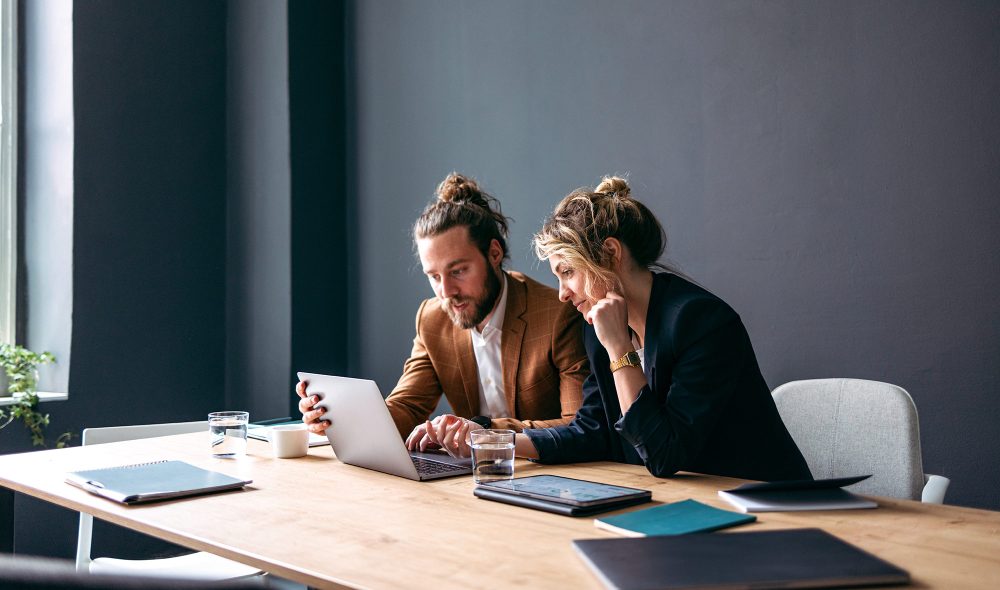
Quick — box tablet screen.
[478,475,650,507]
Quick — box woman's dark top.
[525,272,812,482]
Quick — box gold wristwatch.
[610,350,642,373]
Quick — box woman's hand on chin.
[587,291,632,356]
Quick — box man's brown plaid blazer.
[385,271,589,438]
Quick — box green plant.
[0,343,72,448]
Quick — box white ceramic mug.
[271,424,309,458]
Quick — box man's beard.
[441,267,503,329]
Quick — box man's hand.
[407,414,474,458]
[405,420,443,452]
[295,380,330,435]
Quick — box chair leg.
[75,513,93,571]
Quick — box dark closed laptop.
[573,528,909,589]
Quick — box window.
[0,0,16,344]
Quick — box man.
[297,173,588,453]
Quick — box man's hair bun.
[435,172,485,205]
[415,172,511,266]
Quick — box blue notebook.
[594,499,755,537]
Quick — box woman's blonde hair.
[533,175,666,300]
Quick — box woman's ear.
[603,237,624,270]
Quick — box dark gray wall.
[224,0,354,422]
[226,0,292,419]
[5,0,229,558]
[353,0,1000,509]
[288,0,355,408]
[69,0,227,438]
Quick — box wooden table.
[1,434,999,589]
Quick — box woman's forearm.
[612,364,647,414]
[514,433,540,460]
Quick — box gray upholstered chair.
[771,378,949,503]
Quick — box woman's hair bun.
[594,175,631,199]
[435,172,483,204]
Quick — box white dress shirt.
[471,274,510,418]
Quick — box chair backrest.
[3,553,262,590]
[76,421,207,570]
[81,421,207,446]
[771,378,925,500]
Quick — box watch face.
[611,351,641,372]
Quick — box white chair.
[4,553,265,589]
[772,378,950,503]
[75,421,264,581]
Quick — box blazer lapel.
[642,272,669,392]
[500,274,527,416]
[453,322,480,415]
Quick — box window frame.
[0,0,17,345]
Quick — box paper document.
[247,420,329,447]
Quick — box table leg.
[0,488,12,553]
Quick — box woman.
[427,176,810,482]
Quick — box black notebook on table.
[474,475,652,516]
[66,460,252,505]
[573,528,909,590]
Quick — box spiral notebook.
[65,460,252,505]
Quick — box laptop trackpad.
[410,450,473,467]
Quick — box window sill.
[0,392,68,407]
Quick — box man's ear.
[488,238,504,268]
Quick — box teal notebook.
[594,499,756,537]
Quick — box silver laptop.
[298,372,473,481]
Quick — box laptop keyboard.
[411,455,469,476]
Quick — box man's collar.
[474,272,508,337]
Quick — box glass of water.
[208,411,249,458]
[470,429,515,484]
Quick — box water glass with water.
[208,411,249,458]
[470,428,515,484]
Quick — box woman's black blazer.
[526,272,811,482]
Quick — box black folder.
[573,528,909,589]
[66,460,251,505]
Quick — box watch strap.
[469,415,492,429]
[610,350,642,373]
